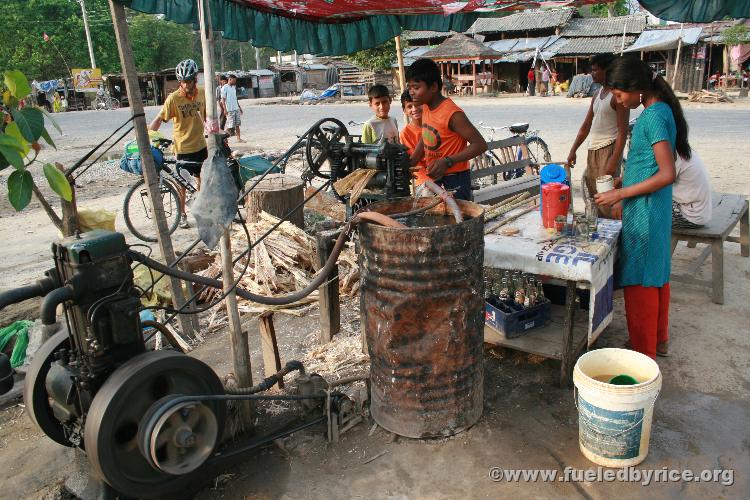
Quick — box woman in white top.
[567,53,630,218]
[672,150,712,228]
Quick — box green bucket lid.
[609,374,638,385]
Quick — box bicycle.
[122,137,246,242]
[94,91,120,111]
[472,122,551,186]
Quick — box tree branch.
[31,181,63,231]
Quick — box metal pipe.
[224,361,305,395]
[0,279,52,310]
[129,210,403,307]
[40,287,75,326]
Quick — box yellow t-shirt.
[159,87,206,154]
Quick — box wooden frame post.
[108,0,196,339]
[395,35,406,95]
[259,312,283,389]
[195,0,253,420]
[316,229,340,343]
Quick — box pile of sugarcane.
[483,192,539,235]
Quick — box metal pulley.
[138,396,219,476]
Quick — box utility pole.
[255,47,261,70]
[77,0,97,69]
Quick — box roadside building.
[422,33,502,95]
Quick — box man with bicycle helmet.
[149,59,206,228]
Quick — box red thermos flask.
[541,182,570,228]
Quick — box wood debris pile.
[197,211,359,316]
[688,90,733,103]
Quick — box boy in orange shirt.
[406,58,486,201]
[398,90,429,186]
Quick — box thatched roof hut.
[422,33,502,61]
[422,34,501,95]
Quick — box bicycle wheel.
[123,178,182,243]
[110,98,120,110]
[525,135,551,164]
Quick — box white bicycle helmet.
[175,59,198,81]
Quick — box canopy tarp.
[638,0,750,23]
[116,0,607,55]
[625,27,703,52]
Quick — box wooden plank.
[259,312,284,388]
[316,230,340,343]
[686,244,712,275]
[670,274,711,288]
[474,176,539,205]
[483,302,588,360]
[471,159,529,180]
[712,240,724,304]
[672,193,747,239]
[486,135,525,152]
[108,0,196,339]
[560,281,578,387]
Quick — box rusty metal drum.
[358,198,485,438]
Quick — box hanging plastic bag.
[190,147,239,249]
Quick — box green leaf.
[4,123,30,156]
[7,169,33,211]
[0,155,9,171]
[40,127,56,149]
[0,134,27,152]
[12,108,44,142]
[43,163,72,202]
[40,107,62,134]
[0,135,26,170]
[3,70,31,100]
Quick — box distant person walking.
[526,67,536,96]
[540,66,550,96]
[222,73,244,143]
[216,74,228,130]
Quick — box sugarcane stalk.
[484,203,539,235]
[486,196,536,221]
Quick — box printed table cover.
[484,210,622,341]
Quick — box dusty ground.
[0,95,748,499]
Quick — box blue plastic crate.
[485,297,551,339]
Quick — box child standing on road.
[361,85,399,144]
[398,91,428,186]
[595,56,688,359]
[406,58,486,201]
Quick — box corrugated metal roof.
[393,46,435,67]
[304,64,329,70]
[559,14,648,37]
[554,36,637,56]
[469,8,575,34]
[625,27,703,52]
[492,36,567,62]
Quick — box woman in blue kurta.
[595,57,692,360]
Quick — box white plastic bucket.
[573,348,662,468]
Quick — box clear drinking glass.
[585,202,598,233]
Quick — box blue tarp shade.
[625,27,703,53]
[639,0,750,23]
[117,0,479,55]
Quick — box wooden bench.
[670,192,749,304]
[472,135,540,205]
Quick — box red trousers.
[623,283,670,359]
